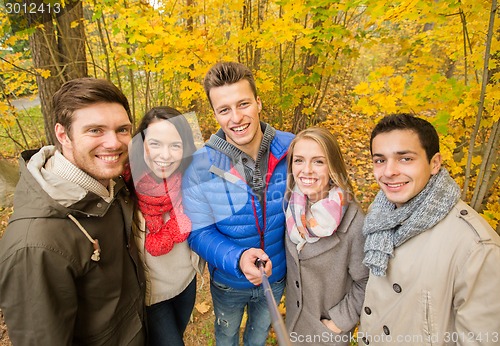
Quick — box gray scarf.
[363,168,460,276]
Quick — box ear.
[430,152,442,175]
[54,123,72,149]
[256,96,262,112]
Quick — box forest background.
[0,0,499,344]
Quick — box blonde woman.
[285,127,368,345]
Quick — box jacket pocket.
[211,279,233,292]
[422,290,435,345]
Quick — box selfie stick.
[255,259,292,346]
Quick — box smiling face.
[291,138,331,203]
[55,102,132,187]
[209,79,263,160]
[372,129,441,207]
[143,119,183,179]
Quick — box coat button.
[97,202,102,208]
[393,283,402,293]
[362,337,370,345]
[295,281,299,288]
[296,301,300,308]
[383,325,390,335]
[460,209,468,215]
[364,307,372,315]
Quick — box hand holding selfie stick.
[255,259,292,346]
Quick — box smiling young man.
[358,113,500,345]
[0,78,146,345]
[182,61,294,345]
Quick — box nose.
[159,147,172,160]
[102,131,122,149]
[231,108,244,124]
[303,161,313,174]
[383,159,399,177]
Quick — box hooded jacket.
[0,147,145,345]
[182,126,293,289]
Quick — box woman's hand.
[321,318,342,333]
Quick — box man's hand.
[239,248,272,285]
[321,319,342,333]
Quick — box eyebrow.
[147,138,182,144]
[372,150,417,157]
[293,154,326,159]
[82,123,132,129]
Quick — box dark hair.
[203,61,257,107]
[370,113,440,162]
[129,106,196,180]
[53,78,131,148]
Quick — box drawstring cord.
[68,214,101,262]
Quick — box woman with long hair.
[128,106,203,346]
[284,127,368,345]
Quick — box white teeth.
[155,161,172,167]
[300,178,316,184]
[387,182,406,187]
[233,124,249,132]
[99,155,119,162]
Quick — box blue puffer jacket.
[183,130,293,289]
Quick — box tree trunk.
[27,0,87,145]
[292,18,321,134]
[470,120,500,210]
[28,6,63,145]
[56,0,88,79]
[462,0,497,200]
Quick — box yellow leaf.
[353,82,370,95]
[36,69,51,79]
[195,301,211,314]
[144,44,161,56]
[388,76,406,95]
[370,81,384,93]
[377,66,395,77]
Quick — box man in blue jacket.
[183,61,294,345]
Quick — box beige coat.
[359,200,500,346]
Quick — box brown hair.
[286,127,355,201]
[53,78,131,147]
[203,61,257,107]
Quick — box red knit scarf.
[135,172,191,256]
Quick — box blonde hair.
[286,127,355,202]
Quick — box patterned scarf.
[286,185,347,252]
[363,168,460,276]
[135,172,192,256]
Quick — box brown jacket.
[0,148,146,345]
[286,202,368,345]
[359,200,500,346]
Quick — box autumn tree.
[1,0,498,230]
[27,0,87,144]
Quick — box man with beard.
[0,78,146,345]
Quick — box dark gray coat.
[285,202,368,345]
